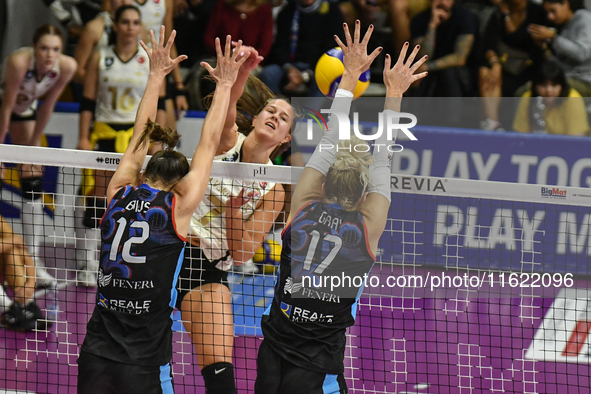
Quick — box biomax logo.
[304,107,418,153]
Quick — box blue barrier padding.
[54,101,208,118]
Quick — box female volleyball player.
[255,21,428,394]
[75,4,165,286]
[73,0,134,85]
[0,24,77,287]
[77,26,250,393]
[175,44,293,393]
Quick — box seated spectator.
[528,0,591,96]
[409,0,478,97]
[259,0,345,97]
[386,0,431,52]
[173,0,217,68]
[204,0,274,59]
[513,60,589,135]
[479,0,549,130]
[0,215,47,332]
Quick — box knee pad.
[82,197,107,229]
[20,177,43,201]
[201,362,236,394]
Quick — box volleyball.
[253,239,282,273]
[315,47,371,98]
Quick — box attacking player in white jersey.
[175,45,291,394]
[76,4,165,286]
[0,24,77,287]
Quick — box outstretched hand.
[201,36,251,86]
[140,26,187,76]
[232,43,264,74]
[334,20,382,79]
[383,42,428,96]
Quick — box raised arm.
[290,21,382,218]
[225,184,285,265]
[358,44,427,252]
[73,18,102,84]
[216,45,264,155]
[173,36,250,227]
[0,52,28,143]
[107,26,187,203]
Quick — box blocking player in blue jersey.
[255,21,428,394]
[77,27,250,394]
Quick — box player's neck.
[115,42,138,62]
[242,136,273,164]
[145,180,171,192]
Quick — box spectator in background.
[513,59,589,135]
[479,0,549,130]
[409,0,478,97]
[339,0,394,84]
[528,0,591,96]
[387,0,430,53]
[259,0,345,96]
[204,0,274,60]
[173,0,217,67]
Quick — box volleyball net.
[1,144,591,394]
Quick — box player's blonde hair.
[324,136,373,211]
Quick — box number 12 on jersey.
[109,217,150,263]
[302,230,342,274]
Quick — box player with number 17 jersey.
[81,184,186,366]
[261,200,375,374]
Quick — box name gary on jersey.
[318,211,342,232]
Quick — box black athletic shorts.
[11,111,36,122]
[175,244,230,309]
[77,351,174,394]
[0,99,36,122]
[254,339,348,394]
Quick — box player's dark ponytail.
[134,119,180,152]
[137,119,189,189]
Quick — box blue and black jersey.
[81,184,186,367]
[261,201,375,374]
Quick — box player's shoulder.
[7,48,33,69]
[84,16,106,38]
